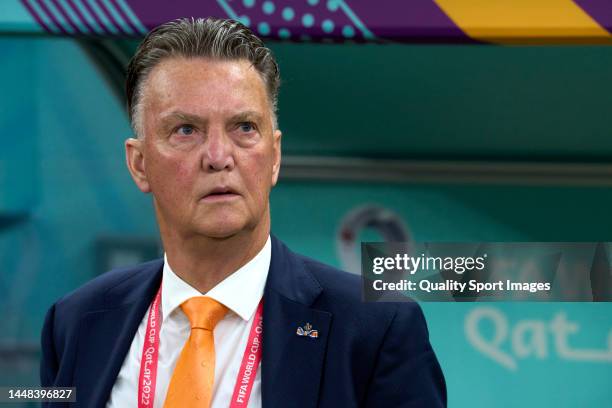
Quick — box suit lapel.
[73,260,163,408]
[262,237,332,408]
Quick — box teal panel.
[424,302,612,408]
[271,44,612,160]
[0,38,39,213]
[271,182,612,266]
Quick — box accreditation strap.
[229,300,263,407]
[137,282,264,408]
[137,284,162,408]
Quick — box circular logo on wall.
[336,204,412,275]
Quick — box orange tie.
[163,297,228,408]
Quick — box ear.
[125,137,151,193]
[271,129,282,186]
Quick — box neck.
[160,220,270,294]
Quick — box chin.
[197,219,249,239]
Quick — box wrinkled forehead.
[141,57,272,116]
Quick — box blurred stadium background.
[1,1,612,406]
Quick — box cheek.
[176,160,192,179]
[239,150,274,200]
[147,152,195,199]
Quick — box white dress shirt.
[107,236,271,408]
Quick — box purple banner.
[16,0,612,43]
[573,0,612,34]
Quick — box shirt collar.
[161,235,271,322]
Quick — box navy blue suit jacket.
[40,236,446,407]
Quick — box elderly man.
[40,18,446,408]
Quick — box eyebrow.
[228,111,265,124]
[159,110,265,126]
[159,111,207,126]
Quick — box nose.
[203,126,235,172]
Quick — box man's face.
[126,57,281,240]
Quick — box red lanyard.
[137,284,264,407]
[138,285,162,408]
[229,300,263,407]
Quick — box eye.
[176,124,195,136]
[238,122,256,133]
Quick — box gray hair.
[126,17,280,137]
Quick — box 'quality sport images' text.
[369,253,551,295]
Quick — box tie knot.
[180,297,228,331]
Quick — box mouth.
[201,186,240,202]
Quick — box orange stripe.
[433,0,612,44]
